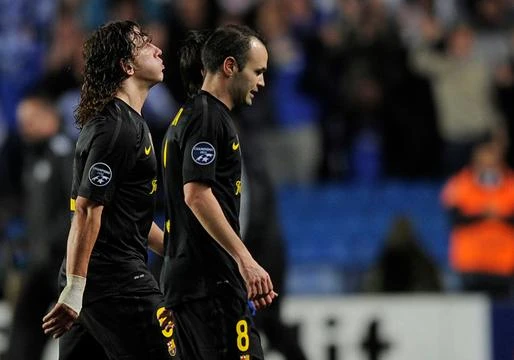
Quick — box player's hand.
[251,290,279,311]
[238,257,276,309]
[42,302,78,339]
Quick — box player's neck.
[116,81,150,115]
[201,74,233,110]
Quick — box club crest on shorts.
[88,162,112,186]
[191,141,216,165]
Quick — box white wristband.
[58,274,86,315]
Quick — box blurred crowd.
[2,0,514,299]
[3,0,514,181]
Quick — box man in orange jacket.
[441,138,514,299]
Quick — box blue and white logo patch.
[88,162,112,186]
[191,142,216,165]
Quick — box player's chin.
[153,69,165,81]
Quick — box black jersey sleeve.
[182,100,222,186]
[78,117,136,204]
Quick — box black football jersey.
[59,98,161,303]
[161,91,246,306]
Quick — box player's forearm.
[148,221,164,256]
[66,196,103,277]
[184,183,252,264]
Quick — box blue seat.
[279,180,448,270]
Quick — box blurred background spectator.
[410,16,507,175]
[362,215,442,293]
[5,92,73,360]
[441,137,514,299]
[250,0,322,186]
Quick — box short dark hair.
[201,24,264,74]
[179,29,212,99]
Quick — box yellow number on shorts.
[236,319,249,352]
[156,307,174,338]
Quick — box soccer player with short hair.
[158,24,278,360]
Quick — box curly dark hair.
[75,20,150,128]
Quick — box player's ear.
[120,59,135,76]
[223,57,238,78]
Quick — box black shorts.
[160,292,263,360]
[59,293,169,360]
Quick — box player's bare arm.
[183,181,277,309]
[148,221,164,256]
[42,196,103,338]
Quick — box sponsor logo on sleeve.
[88,162,112,186]
[191,142,216,165]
